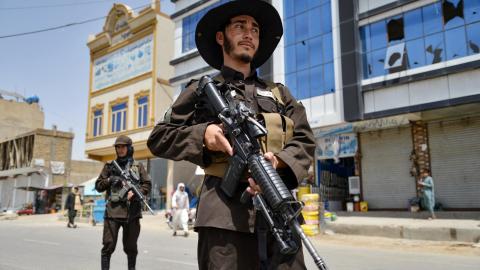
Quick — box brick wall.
[411,121,431,182]
[32,129,74,186]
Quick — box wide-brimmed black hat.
[195,0,283,70]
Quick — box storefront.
[428,116,480,209]
[314,125,358,211]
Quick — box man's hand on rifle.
[263,152,287,169]
[127,191,134,201]
[246,152,287,196]
[204,124,233,156]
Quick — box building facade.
[169,0,480,211]
[85,3,175,209]
[0,128,74,211]
[85,3,174,162]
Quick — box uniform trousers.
[197,227,306,270]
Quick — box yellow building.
[85,3,173,162]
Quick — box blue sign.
[316,133,357,159]
[93,35,153,91]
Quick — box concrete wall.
[0,99,44,142]
[69,160,104,185]
[363,68,480,114]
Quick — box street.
[0,214,479,270]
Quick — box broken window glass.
[445,26,467,60]
[443,0,465,29]
[425,33,446,64]
[387,16,405,44]
[466,21,480,55]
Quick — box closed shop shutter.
[360,127,416,209]
[428,117,480,209]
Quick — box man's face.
[217,15,260,64]
[180,186,185,192]
[115,144,128,158]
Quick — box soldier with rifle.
[95,135,152,270]
[148,0,326,269]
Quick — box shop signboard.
[316,133,357,159]
[92,34,153,91]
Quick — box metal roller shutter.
[428,117,480,209]
[360,127,416,209]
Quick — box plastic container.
[301,224,320,236]
[297,186,311,202]
[360,201,368,212]
[346,202,354,212]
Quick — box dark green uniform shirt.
[95,161,151,220]
[148,66,315,233]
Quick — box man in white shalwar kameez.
[172,183,190,237]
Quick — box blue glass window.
[466,21,480,55]
[285,17,295,46]
[296,42,309,71]
[310,65,323,97]
[283,0,334,99]
[322,33,333,63]
[425,33,445,64]
[445,26,467,60]
[93,109,103,137]
[423,3,443,35]
[295,13,309,42]
[308,6,322,38]
[137,96,148,128]
[323,62,335,94]
[370,20,387,50]
[465,0,480,23]
[111,102,127,133]
[285,45,296,74]
[404,8,423,41]
[310,36,323,67]
[285,73,297,98]
[360,1,480,79]
[360,25,371,53]
[297,69,310,100]
[406,38,426,68]
[181,0,229,53]
[320,2,332,35]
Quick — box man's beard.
[224,35,254,64]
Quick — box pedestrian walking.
[172,183,190,237]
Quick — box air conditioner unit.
[348,176,361,195]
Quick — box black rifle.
[198,76,328,270]
[112,160,155,215]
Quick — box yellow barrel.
[301,224,320,236]
[297,186,311,201]
[300,193,320,235]
[360,201,368,212]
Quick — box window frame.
[134,90,150,129]
[109,97,129,134]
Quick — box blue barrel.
[93,199,106,225]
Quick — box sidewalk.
[325,212,480,243]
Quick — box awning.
[15,183,77,191]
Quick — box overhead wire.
[0,0,114,10]
[0,2,151,39]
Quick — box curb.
[326,223,480,243]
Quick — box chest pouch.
[258,113,294,154]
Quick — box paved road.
[0,214,479,270]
